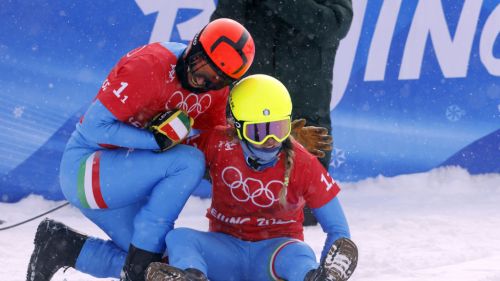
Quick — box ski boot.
[26,218,87,281]
[120,244,163,281]
[305,237,358,281]
[145,262,208,281]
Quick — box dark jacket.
[211,0,353,130]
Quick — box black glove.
[148,109,193,151]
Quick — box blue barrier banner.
[0,0,498,202]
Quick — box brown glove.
[290,119,333,158]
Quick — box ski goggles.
[236,118,291,145]
[187,50,235,90]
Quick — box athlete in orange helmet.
[25,18,255,281]
[178,18,255,92]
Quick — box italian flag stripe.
[77,160,90,208]
[268,240,300,280]
[91,151,107,209]
[159,112,190,142]
[77,151,108,209]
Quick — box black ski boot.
[145,262,208,281]
[26,218,87,281]
[305,237,358,281]
[120,244,163,281]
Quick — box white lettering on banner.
[400,0,482,79]
[365,1,402,81]
[137,1,499,110]
[134,0,215,43]
[331,0,367,110]
[480,4,500,76]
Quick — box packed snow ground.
[1,166,500,281]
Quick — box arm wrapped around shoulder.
[148,109,194,151]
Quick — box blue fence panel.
[0,0,498,202]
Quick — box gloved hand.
[290,119,333,158]
[148,109,193,151]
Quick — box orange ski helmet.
[197,18,255,79]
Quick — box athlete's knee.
[166,227,199,247]
[279,241,315,260]
[274,241,317,280]
[170,145,205,175]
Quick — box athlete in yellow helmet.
[229,74,293,169]
[146,74,358,281]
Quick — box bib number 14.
[320,173,335,191]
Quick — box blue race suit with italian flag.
[59,42,229,278]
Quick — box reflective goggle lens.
[242,119,291,145]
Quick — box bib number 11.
[113,82,129,104]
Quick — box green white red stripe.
[159,111,190,141]
[77,151,108,209]
[269,239,300,280]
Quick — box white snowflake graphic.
[13,106,25,118]
[329,147,347,169]
[445,104,466,122]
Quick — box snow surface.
[1,166,500,281]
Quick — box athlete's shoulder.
[290,139,328,178]
[208,86,230,97]
[206,125,235,143]
[121,42,185,66]
[158,42,187,58]
[291,139,317,161]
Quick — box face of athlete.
[187,60,225,90]
[185,49,234,91]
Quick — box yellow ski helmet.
[229,74,292,145]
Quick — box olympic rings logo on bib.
[167,91,212,119]
[221,166,282,208]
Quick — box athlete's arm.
[78,100,159,150]
[312,197,351,261]
[80,50,166,149]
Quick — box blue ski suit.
[58,41,229,278]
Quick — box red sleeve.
[192,88,229,130]
[294,148,340,209]
[97,54,162,122]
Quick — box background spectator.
[211,0,353,225]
